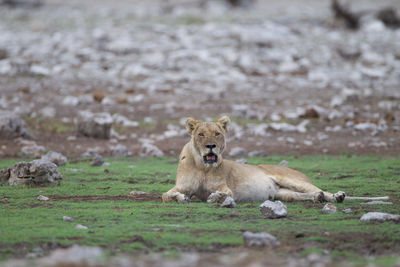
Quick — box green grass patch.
[0,156,399,262]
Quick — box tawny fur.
[162,116,345,204]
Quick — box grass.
[0,155,399,265]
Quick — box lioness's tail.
[345,196,389,200]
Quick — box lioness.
[162,116,346,203]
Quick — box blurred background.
[0,0,399,158]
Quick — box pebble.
[91,154,104,166]
[259,200,287,219]
[360,212,400,222]
[63,216,74,222]
[279,160,289,167]
[322,203,337,214]
[75,224,88,230]
[220,196,236,208]
[342,208,353,214]
[37,195,49,201]
[243,231,279,247]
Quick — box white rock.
[62,96,79,106]
[363,20,386,32]
[91,154,104,166]
[63,216,74,222]
[76,111,113,139]
[235,158,248,164]
[21,144,46,158]
[354,123,377,131]
[140,143,164,157]
[360,212,400,222]
[279,160,289,167]
[39,107,56,118]
[221,196,236,208]
[342,208,353,214]
[40,245,102,266]
[322,203,337,214]
[40,151,67,166]
[75,224,88,230]
[109,144,131,157]
[37,195,49,201]
[0,111,31,138]
[243,231,279,247]
[259,200,287,219]
[228,147,247,157]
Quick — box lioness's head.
[186,116,230,167]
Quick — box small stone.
[91,154,104,166]
[40,151,67,166]
[75,224,88,230]
[140,143,164,157]
[221,196,236,208]
[259,200,287,219]
[360,212,400,222]
[63,216,74,222]
[322,203,337,214]
[37,195,49,201]
[228,147,248,157]
[360,201,393,205]
[235,158,248,164]
[342,208,353,214]
[21,144,46,158]
[129,191,148,196]
[248,150,268,157]
[0,111,31,139]
[76,111,113,139]
[109,144,131,157]
[243,231,279,247]
[279,160,289,167]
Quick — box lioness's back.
[258,164,311,183]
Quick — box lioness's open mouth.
[203,152,218,164]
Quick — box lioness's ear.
[217,116,230,132]
[186,117,198,135]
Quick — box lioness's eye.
[215,132,220,136]
[199,133,204,137]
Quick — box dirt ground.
[1,0,400,158]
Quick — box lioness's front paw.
[207,191,227,203]
[162,192,190,203]
[173,192,190,203]
[313,191,326,203]
[334,191,346,203]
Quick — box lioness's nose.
[206,144,216,149]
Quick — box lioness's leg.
[275,188,322,202]
[272,176,345,203]
[162,187,190,203]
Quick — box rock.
[228,147,248,157]
[39,107,56,118]
[40,151,67,166]
[81,147,100,157]
[40,245,102,266]
[243,231,279,247]
[20,144,46,158]
[140,143,164,157]
[91,154,104,166]
[37,195,49,201]
[322,203,337,214]
[342,208,353,214]
[129,191,148,196]
[75,224,88,230]
[76,111,113,139]
[279,160,289,167]
[221,196,236,208]
[360,212,400,222]
[354,122,377,131]
[63,216,74,222]
[0,111,31,139]
[259,200,287,219]
[360,201,393,205]
[248,150,268,157]
[109,144,131,157]
[235,158,248,164]
[0,160,63,186]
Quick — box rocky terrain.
[1,0,400,159]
